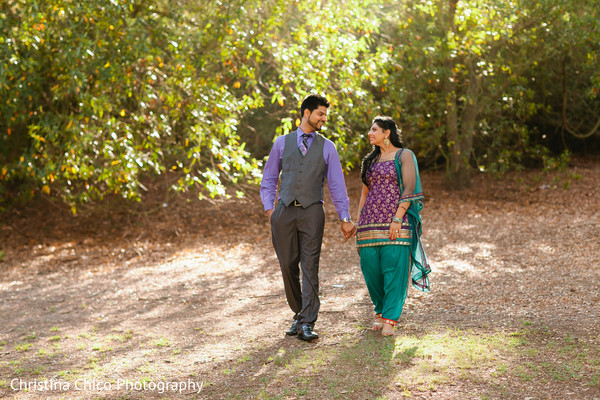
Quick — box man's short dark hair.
[300,94,330,117]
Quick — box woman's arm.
[356,183,369,224]
[390,150,417,239]
[395,149,416,219]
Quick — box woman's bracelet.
[392,216,403,223]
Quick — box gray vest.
[279,131,327,207]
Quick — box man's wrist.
[341,217,352,223]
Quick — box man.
[260,94,356,341]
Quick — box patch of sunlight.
[533,243,556,255]
[131,244,265,276]
[390,328,520,392]
[443,242,497,256]
[476,243,495,258]
[0,280,24,290]
[192,342,240,363]
[434,242,499,274]
[437,258,477,273]
[458,224,478,230]
[447,244,473,255]
[276,348,335,376]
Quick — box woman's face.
[368,123,388,148]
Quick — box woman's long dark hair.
[360,116,403,187]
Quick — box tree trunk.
[440,0,473,189]
[457,62,480,187]
[444,75,463,188]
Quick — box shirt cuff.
[338,211,351,221]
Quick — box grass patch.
[236,353,252,364]
[2,319,597,399]
[91,343,113,352]
[30,366,45,375]
[137,363,157,374]
[243,325,600,399]
[154,337,173,348]
[514,365,535,381]
[15,343,33,352]
[390,328,518,392]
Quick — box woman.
[355,116,431,336]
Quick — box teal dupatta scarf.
[395,149,431,292]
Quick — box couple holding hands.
[260,94,431,341]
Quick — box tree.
[1,0,598,209]
[367,0,599,188]
[0,0,269,211]
[525,0,600,153]
[237,0,389,170]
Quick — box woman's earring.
[384,138,390,148]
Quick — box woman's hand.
[389,221,403,241]
[341,221,356,239]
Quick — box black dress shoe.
[286,320,299,336]
[298,325,319,341]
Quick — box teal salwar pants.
[360,245,410,322]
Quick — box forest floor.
[0,157,599,400]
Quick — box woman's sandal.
[372,314,383,330]
[381,319,397,336]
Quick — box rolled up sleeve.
[323,141,351,220]
[260,136,284,211]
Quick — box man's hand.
[341,221,356,240]
[266,209,274,223]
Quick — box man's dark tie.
[299,133,311,156]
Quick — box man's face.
[305,105,328,132]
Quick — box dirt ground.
[0,157,599,400]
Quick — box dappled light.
[1,163,599,399]
[1,0,599,398]
[1,0,599,209]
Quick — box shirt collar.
[297,127,314,138]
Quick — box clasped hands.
[266,209,357,240]
[341,221,357,240]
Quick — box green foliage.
[265,0,388,169]
[0,0,264,209]
[242,0,598,188]
[0,0,598,206]
[235,0,388,169]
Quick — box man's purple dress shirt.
[260,127,351,221]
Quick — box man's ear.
[303,109,311,119]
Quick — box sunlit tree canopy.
[1,0,598,210]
